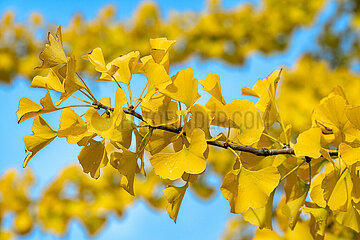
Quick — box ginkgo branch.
[93,102,339,158]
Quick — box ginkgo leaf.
[31,69,64,93]
[82,47,107,72]
[226,99,264,145]
[183,104,212,137]
[282,174,310,230]
[78,139,108,179]
[17,90,57,123]
[23,116,57,167]
[57,108,92,144]
[242,190,275,229]
[206,96,229,127]
[220,166,280,213]
[163,184,188,223]
[293,128,322,158]
[56,56,85,106]
[339,143,360,166]
[106,142,139,195]
[140,127,177,155]
[141,94,178,127]
[36,26,67,69]
[313,94,360,145]
[335,203,360,233]
[111,115,136,149]
[99,51,141,85]
[310,173,327,208]
[161,68,201,108]
[134,55,155,74]
[326,169,352,211]
[346,106,360,129]
[302,205,329,236]
[85,88,126,139]
[150,128,207,180]
[242,69,282,126]
[199,72,226,105]
[150,38,176,73]
[143,63,172,102]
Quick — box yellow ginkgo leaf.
[335,203,360,233]
[163,184,188,223]
[23,116,57,167]
[183,104,212,137]
[140,126,177,155]
[150,38,176,73]
[206,96,229,127]
[110,51,140,85]
[242,69,282,126]
[310,173,327,208]
[31,69,64,93]
[82,47,107,72]
[346,106,360,129]
[99,51,140,85]
[199,72,226,105]
[57,108,92,144]
[17,90,57,123]
[282,174,310,230]
[161,68,201,108]
[78,139,108,179]
[339,143,360,166]
[220,166,280,213]
[134,55,155,74]
[326,169,352,211]
[313,94,360,145]
[302,204,329,236]
[85,88,126,139]
[111,115,136,149]
[226,99,264,145]
[36,26,67,69]
[242,190,275,229]
[143,63,172,102]
[141,94,178,127]
[56,56,85,106]
[150,128,207,180]
[106,142,139,195]
[293,128,322,158]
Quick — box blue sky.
[0,0,337,239]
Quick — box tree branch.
[93,102,339,158]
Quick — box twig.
[93,102,339,158]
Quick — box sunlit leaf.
[78,139,108,179]
[23,116,57,167]
[220,166,280,213]
[36,26,67,69]
[31,69,64,93]
[150,128,207,180]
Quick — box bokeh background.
[1,0,359,239]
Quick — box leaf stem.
[280,159,306,182]
[70,95,92,104]
[128,84,133,106]
[76,72,97,102]
[262,132,284,147]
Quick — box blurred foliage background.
[1,0,360,239]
